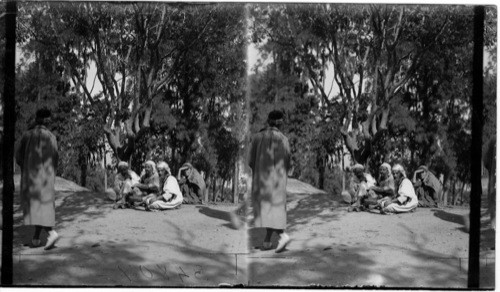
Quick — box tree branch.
[68,64,96,106]
[142,104,152,128]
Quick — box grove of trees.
[248,4,496,204]
[8,3,497,205]
[15,2,248,201]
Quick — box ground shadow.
[383,221,493,289]
[248,228,279,250]
[9,187,248,287]
[160,220,248,286]
[286,191,342,233]
[196,206,231,222]
[10,189,112,249]
[377,223,468,288]
[248,244,378,287]
[10,189,110,225]
[13,241,149,286]
[432,209,469,233]
[248,220,471,288]
[56,190,111,225]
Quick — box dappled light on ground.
[9,175,248,286]
[247,181,494,288]
[4,176,494,288]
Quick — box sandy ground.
[0,175,495,288]
[249,179,495,288]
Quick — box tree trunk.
[451,178,457,206]
[232,160,239,204]
[453,180,464,206]
[79,154,87,187]
[104,128,134,163]
[221,179,226,201]
[211,177,216,202]
[317,152,325,190]
[459,181,466,205]
[342,132,361,164]
[103,147,107,191]
[341,150,345,192]
[442,175,449,206]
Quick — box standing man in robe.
[15,108,60,249]
[249,110,291,253]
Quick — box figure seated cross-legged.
[364,163,395,210]
[125,160,160,208]
[177,162,206,204]
[381,164,418,214]
[344,164,376,212]
[146,161,183,211]
[113,161,141,209]
[413,165,442,208]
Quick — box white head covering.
[392,164,407,178]
[144,160,157,173]
[117,161,129,171]
[144,160,155,167]
[157,161,171,175]
[351,164,365,172]
[380,163,391,173]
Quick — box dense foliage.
[9,3,497,204]
[248,4,496,202]
[15,2,247,199]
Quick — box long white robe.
[15,125,58,227]
[249,126,290,230]
[149,176,183,210]
[385,178,418,213]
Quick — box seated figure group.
[111,160,205,211]
[344,162,440,214]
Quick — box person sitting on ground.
[364,163,395,210]
[126,160,160,207]
[146,161,183,211]
[177,162,206,204]
[381,164,418,214]
[413,165,442,208]
[343,164,376,212]
[112,161,140,209]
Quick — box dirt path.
[249,179,495,288]
[1,176,495,288]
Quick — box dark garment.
[361,192,379,208]
[414,167,442,208]
[180,182,202,204]
[178,163,206,204]
[416,185,439,207]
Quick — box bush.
[324,166,343,197]
[85,166,109,193]
[298,166,319,187]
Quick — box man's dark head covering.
[268,110,284,121]
[35,108,52,125]
[267,110,285,128]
